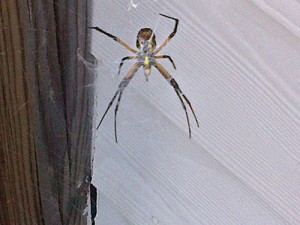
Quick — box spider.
[90,14,199,143]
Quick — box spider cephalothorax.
[90,14,199,143]
[136,28,156,49]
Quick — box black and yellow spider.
[90,14,199,143]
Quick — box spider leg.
[97,62,141,142]
[153,14,179,55]
[114,90,124,143]
[89,26,137,54]
[174,87,192,138]
[96,90,119,130]
[118,56,135,75]
[169,78,200,128]
[154,62,199,137]
[155,55,177,70]
[181,94,199,128]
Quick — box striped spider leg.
[154,62,199,138]
[154,55,176,70]
[90,13,199,142]
[96,62,141,143]
[153,14,179,55]
[89,26,137,54]
[118,56,136,75]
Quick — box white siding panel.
[91,1,300,224]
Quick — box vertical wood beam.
[0,0,94,224]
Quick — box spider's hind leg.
[97,62,141,143]
[154,62,199,138]
[96,90,119,130]
[113,79,129,143]
[96,78,129,141]
[168,77,199,129]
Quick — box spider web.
[8,0,204,222]
[88,1,182,224]
[63,1,300,225]
[8,1,172,224]
[11,0,300,225]
[80,1,300,225]
[3,1,96,224]
[127,0,158,11]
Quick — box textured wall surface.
[90,0,300,224]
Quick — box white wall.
[90,1,300,224]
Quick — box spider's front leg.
[153,14,179,55]
[154,62,199,138]
[89,26,137,54]
[97,62,141,143]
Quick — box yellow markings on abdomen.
[144,56,150,67]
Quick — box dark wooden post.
[0,0,95,224]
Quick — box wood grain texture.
[91,0,300,224]
[0,0,94,224]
